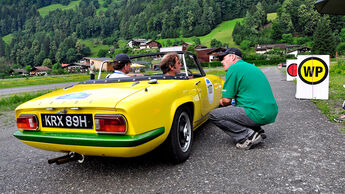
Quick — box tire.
[166,107,193,164]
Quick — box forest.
[232,0,345,56]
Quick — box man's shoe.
[334,117,345,123]
[257,128,267,139]
[236,132,263,150]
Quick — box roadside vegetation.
[311,59,345,127]
[0,90,52,111]
[0,72,106,89]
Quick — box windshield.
[96,52,205,80]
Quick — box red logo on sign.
[287,63,297,77]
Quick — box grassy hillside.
[267,13,277,22]
[79,39,113,57]
[158,18,243,48]
[38,0,81,17]
[158,13,277,48]
[2,34,12,45]
[4,0,277,57]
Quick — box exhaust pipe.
[48,152,85,165]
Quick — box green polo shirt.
[222,60,278,124]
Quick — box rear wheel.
[166,107,193,164]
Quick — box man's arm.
[219,97,232,107]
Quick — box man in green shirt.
[209,48,278,150]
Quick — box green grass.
[38,0,81,17]
[97,0,108,14]
[158,13,277,48]
[206,70,226,77]
[267,13,277,22]
[0,90,52,111]
[310,61,345,127]
[0,72,109,89]
[79,39,113,57]
[158,18,243,48]
[201,18,243,48]
[2,34,13,45]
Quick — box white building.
[160,46,184,52]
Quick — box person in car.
[159,52,182,76]
[107,54,142,78]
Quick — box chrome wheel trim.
[177,112,192,152]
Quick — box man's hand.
[219,98,232,107]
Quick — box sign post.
[286,59,297,81]
[295,55,329,100]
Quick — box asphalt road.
[1,66,345,193]
[0,82,78,96]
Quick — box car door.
[183,54,218,116]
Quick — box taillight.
[17,114,39,130]
[94,115,127,134]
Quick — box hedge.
[201,59,285,67]
[201,61,222,68]
[246,59,286,66]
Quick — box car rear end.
[13,83,166,158]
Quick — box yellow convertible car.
[13,51,223,164]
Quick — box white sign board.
[295,55,329,100]
[286,59,297,81]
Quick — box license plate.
[41,114,93,129]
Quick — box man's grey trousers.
[209,106,262,142]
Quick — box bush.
[336,42,345,56]
[52,63,65,75]
[201,61,222,68]
[243,54,266,60]
[240,40,252,50]
[103,37,116,45]
[210,39,222,48]
[330,59,345,74]
[97,49,108,57]
[246,59,285,66]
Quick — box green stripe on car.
[13,127,165,147]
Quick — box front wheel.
[166,107,193,164]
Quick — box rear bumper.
[13,127,165,147]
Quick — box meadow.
[0,72,108,89]
[38,0,81,17]
[158,13,276,48]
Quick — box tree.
[24,65,32,73]
[279,11,294,34]
[192,37,201,46]
[336,42,345,56]
[240,40,252,50]
[0,57,11,78]
[65,48,77,63]
[340,28,345,42]
[271,20,282,41]
[253,2,267,29]
[0,38,6,57]
[210,39,222,48]
[186,45,196,55]
[52,63,64,74]
[34,50,46,66]
[97,49,107,57]
[312,16,336,56]
[297,3,320,36]
[281,33,293,44]
[42,58,53,68]
[166,40,172,47]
